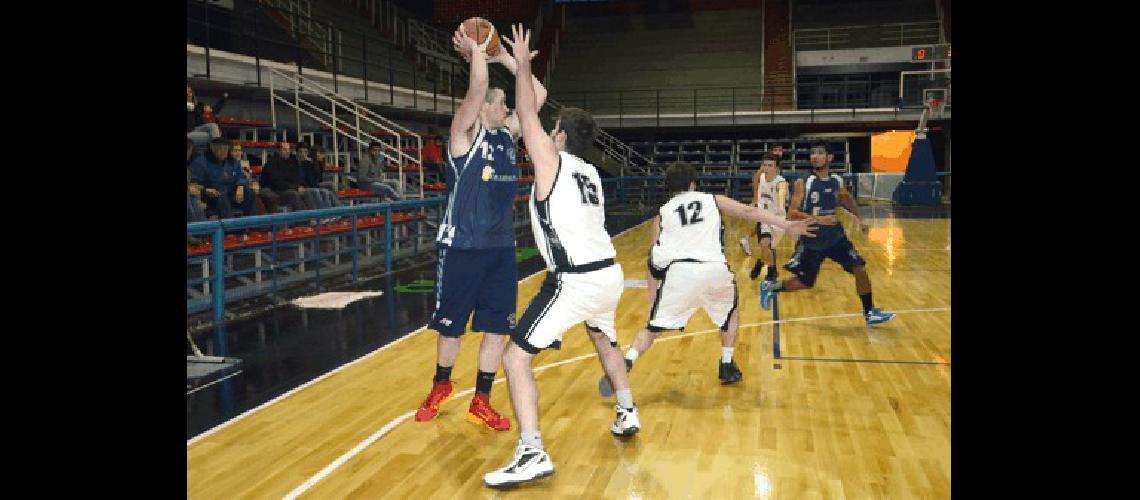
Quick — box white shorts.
[513,264,624,353]
[648,261,738,331]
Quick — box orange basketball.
[459,17,500,58]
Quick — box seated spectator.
[187,138,208,246]
[187,85,227,146]
[259,142,316,213]
[190,137,255,219]
[299,144,342,210]
[187,138,207,222]
[230,142,265,215]
[353,140,403,201]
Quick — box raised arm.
[449,27,491,158]
[492,48,548,138]
[715,194,816,239]
[504,24,559,201]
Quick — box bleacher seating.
[549,8,764,115]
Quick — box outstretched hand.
[786,220,818,239]
[503,23,534,66]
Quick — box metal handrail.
[793,21,941,50]
[544,96,656,176]
[269,67,425,199]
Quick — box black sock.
[859,292,874,314]
[766,263,778,281]
[434,364,453,383]
[475,370,496,395]
[749,259,765,280]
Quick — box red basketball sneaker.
[467,393,511,431]
[415,380,454,421]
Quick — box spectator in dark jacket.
[299,143,342,210]
[187,138,207,223]
[190,137,254,219]
[354,140,402,201]
[259,142,315,213]
[187,85,227,145]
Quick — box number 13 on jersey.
[572,172,600,206]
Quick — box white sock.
[625,347,640,363]
[520,431,543,450]
[722,347,734,363]
[615,389,635,410]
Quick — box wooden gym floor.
[187,211,951,499]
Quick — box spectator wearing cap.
[259,142,316,213]
[299,144,343,210]
[189,137,255,219]
[354,140,403,201]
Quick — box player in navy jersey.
[414,22,549,430]
[759,142,896,326]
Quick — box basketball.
[459,17,500,58]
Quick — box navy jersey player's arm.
[490,48,548,139]
[505,25,559,201]
[449,26,491,158]
[714,195,816,240]
[836,182,869,234]
[787,179,811,221]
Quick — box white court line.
[187,370,244,396]
[188,219,653,448]
[282,306,951,499]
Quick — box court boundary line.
[282,306,950,498]
[187,218,655,448]
[186,370,244,396]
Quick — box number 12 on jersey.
[674,200,705,226]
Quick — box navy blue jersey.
[800,173,846,250]
[438,125,520,249]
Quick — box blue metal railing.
[187,173,950,325]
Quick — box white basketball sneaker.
[611,404,641,437]
[484,443,555,488]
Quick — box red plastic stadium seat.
[383,165,422,172]
[423,182,447,191]
[337,188,377,198]
[187,242,212,256]
[218,117,272,127]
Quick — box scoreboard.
[912,45,951,61]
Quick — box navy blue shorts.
[429,246,518,337]
[783,235,866,288]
